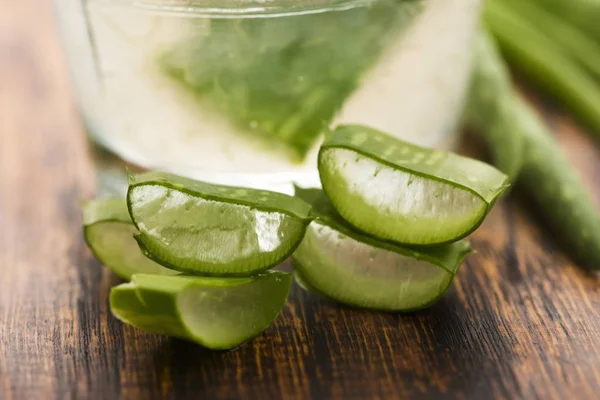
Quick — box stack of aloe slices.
[292,187,474,311]
[293,125,509,311]
[83,174,310,349]
[82,125,509,348]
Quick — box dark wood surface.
[1,1,599,399]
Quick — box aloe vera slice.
[127,171,312,276]
[318,125,510,245]
[110,271,291,349]
[82,198,178,280]
[292,188,472,311]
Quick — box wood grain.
[1,1,599,399]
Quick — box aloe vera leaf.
[318,125,510,245]
[110,271,291,349]
[160,0,421,160]
[470,30,600,271]
[485,0,600,140]
[82,198,178,280]
[529,0,600,44]
[502,0,600,81]
[292,187,472,311]
[464,29,524,181]
[127,171,312,276]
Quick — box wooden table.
[1,1,599,399]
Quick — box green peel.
[110,271,292,349]
[127,171,312,276]
[318,125,509,245]
[82,198,177,280]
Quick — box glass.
[53,0,477,191]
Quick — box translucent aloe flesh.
[292,188,472,311]
[318,125,509,245]
[82,198,178,280]
[127,171,312,275]
[110,271,291,349]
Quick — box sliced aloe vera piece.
[292,187,472,311]
[293,270,341,305]
[127,171,312,276]
[318,125,510,245]
[110,271,291,349]
[82,198,178,280]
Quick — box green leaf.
[469,30,600,271]
[463,28,524,181]
[485,0,600,140]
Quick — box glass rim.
[108,0,381,17]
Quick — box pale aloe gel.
[293,221,463,311]
[178,277,283,343]
[320,149,485,244]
